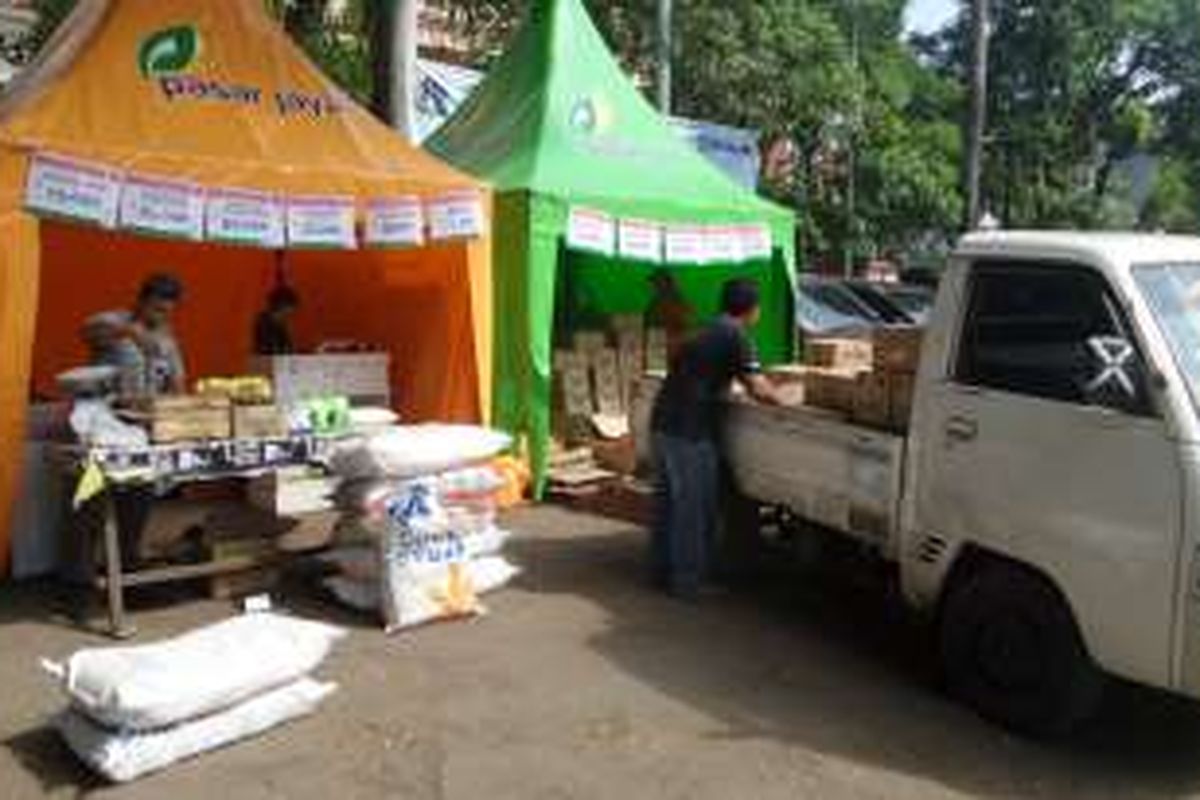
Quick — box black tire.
[940,562,1106,737]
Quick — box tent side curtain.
[0,212,41,577]
[32,223,484,424]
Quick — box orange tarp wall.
[32,222,482,423]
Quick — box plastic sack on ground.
[56,678,337,783]
[325,557,521,615]
[330,425,511,480]
[322,529,511,582]
[379,478,480,632]
[43,614,344,731]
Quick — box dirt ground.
[4,505,1200,799]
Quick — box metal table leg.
[102,492,137,639]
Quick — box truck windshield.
[1135,263,1200,408]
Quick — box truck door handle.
[945,416,978,443]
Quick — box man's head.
[135,273,183,328]
[720,278,761,326]
[649,269,678,296]
[267,285,300,319]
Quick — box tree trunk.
[964,0,990,230]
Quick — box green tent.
[427,0,798,490]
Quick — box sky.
[905,0,959,34]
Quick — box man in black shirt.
[253,285,300,356]
[649,278,782,598]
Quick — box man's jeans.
[652,433,719,597]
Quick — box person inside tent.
[253,285,300,356]
[644,269,694,361]
[648,278,782,599]
[83,273,187,398]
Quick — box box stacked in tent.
[321,425,521,632]
[43,614,343,783]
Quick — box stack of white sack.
[42,614,343,783]
[323,466,520,632]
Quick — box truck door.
[916,259,1181,688]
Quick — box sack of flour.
[43,614,344,731]
[325,557,520,616]
[56,679,337,783]
[330,425,511,480]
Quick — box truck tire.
[940,563,1105,737]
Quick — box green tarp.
[428,0,798,491]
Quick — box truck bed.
[632,377,906,558]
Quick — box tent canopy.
[0,0,494,575]
[428,0,797,490]
[429,0,791,225]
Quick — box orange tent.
[0,0,494,575]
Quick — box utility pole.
[965,0,990,229]
[656,0,672,113]
[844,0,860,278]
[371,0,420,140]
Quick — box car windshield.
[1134,263,1200,409]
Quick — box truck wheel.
[940,563,1105,737]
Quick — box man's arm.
[739,372,784,406]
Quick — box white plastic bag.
[330,425,511,480]
[43,614,344,731]
[55,679,337,783]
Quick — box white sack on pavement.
[43,614,344,731]
[55,678,337,783]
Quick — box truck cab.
[904,232,1200,733]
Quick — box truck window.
[956,262,1152,414]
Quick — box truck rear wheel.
[940,563,1105,737]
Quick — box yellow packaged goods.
[804,367,863,415]
[195,376,274,405]
[806,338,873,370]
[150,408,231,443]
[890,372,916,430]
[872,327,923,373]
[853,372,891,428]
[232,405,289,439]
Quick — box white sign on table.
[364,197,424,247]
[286,196,357,249]
[664,224,708,264]
[566,207,616,256]
[206,188,285,248]
[25,153,121,228]
[427,190,485,240]
[617,218,663,262]
[119,173,206,239]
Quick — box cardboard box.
[890,372,916,431]
[852,372,891,428]
[232,405,288,439]
[873,327,923,373]
[247,468,337,516]
[804,367,863,415]
[555,351,593,419]
[592,348,624,416]
[645,328,668,373]
[806,338,873,370]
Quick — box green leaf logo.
[139,25,201,78]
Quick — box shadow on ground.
[508,508,1200,798]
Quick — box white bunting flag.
[119,173,206,240]
[567,207,616,255]
[617,218,663,262]
[427,190,485,240]
[25,153,121,228]
[365,197,425,247]
[206,188,285,248]
[286,195,357,249]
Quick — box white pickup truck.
[636,231,1200,735]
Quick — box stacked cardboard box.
[788,328,923,432]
